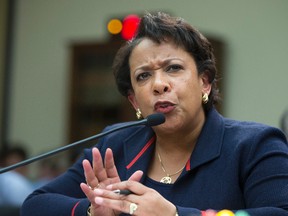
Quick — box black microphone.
[0,113,165,174]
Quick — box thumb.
[128,170,143,182]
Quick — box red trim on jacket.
[71,201,80,216]
[186,158,191,171]
[126,136,156,169]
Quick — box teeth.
[159,103,170,108]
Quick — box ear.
[128,92,139,110]
[200,72,212,95]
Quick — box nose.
[153,73,171,95]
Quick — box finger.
[106,170,143,190]
[104,148,120,180]
[93,188,131,213]
[108,179,148,196]
[128,170,143,182]
[92,148,107,182]
[83,159,99,188]
[94,195,135,215]
[93,188,121,200]
[80,183,98,205]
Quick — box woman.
[21,12,288,216]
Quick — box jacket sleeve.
[178,127,288,216]
[20,147,95,216]
[20,124,132,216]
[237,127,288,215]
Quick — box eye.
[136,72,150,81]
[166,64,183,72]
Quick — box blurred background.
[0,0,288,185]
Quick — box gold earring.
[202,93,209,104]
[136,108,143,119]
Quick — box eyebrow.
[133,57,182,72]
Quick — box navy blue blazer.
[21,109,288,216]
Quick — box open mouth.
[154,101,175,113]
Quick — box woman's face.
[128,38,211,133]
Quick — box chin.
[155,121,181,133]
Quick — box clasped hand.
[80,147,176,216]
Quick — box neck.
[154,109,206,152]
[153,114,205,178]
[156,116,204,153]
[148,110,206,183]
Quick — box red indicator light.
[121,14,140,40]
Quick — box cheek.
[132,88,148,105]
[179,79,202,101]
[178,76,196,92]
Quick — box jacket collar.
[188,108,224,170]
[123,108,224,178]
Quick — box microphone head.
[145,113,166,126]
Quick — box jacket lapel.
[187,109,225,171]
[123,126,155,180]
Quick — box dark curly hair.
[113,12,219,111]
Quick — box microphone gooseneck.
[145,113,165,126]
[0,113,166,174]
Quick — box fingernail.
[95,197,103,204]
[106,185,112,190]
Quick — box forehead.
[129,38,191,67]
[131,38,179,55]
